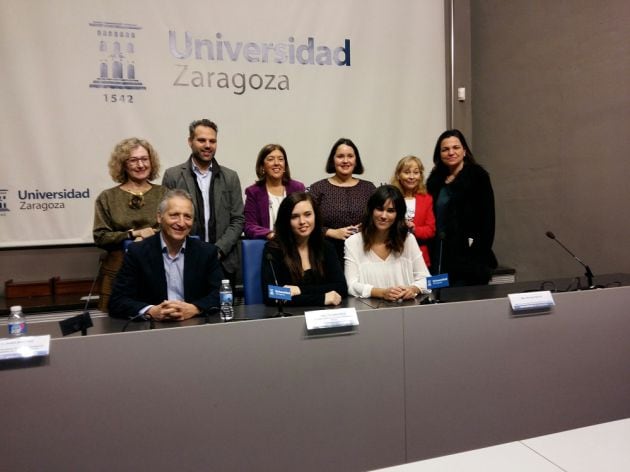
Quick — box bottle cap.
[221,279,229,284]
[10,305,23,313]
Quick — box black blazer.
[108,234,222,318]
[427,163,498,285]
[261,240,348,307]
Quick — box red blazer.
[412,193,436,267]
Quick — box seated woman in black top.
[262,192,348,306]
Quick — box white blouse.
[268,192,285,230]
[344,232,430,298]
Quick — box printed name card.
[427,274,449,289]
[305,307,359,331]
[268,285,292,301]
[508,291,555,313]
[0,335,51,361]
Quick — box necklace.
[120,184,151,209]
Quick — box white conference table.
[375,418,630,471]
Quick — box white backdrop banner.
[0,0,446,247]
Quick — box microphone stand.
[545,231,595,289]
[422,232,446,305]
[59,256,102,336]
[266,253,294,317]
[434,232,445,303]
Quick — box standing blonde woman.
[93,138,167,311]
[391,156,435,267]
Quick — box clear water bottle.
[219,279,234,321]
[8,305,27,337]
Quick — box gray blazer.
[162,157,244,275]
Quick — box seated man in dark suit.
[109,189,222,321]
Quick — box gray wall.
[1,246,102,297]
[469,0,630,281]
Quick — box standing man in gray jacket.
[162,119,244,285]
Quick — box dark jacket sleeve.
[243,184,271,239]
[108,239,165,319]
[184,239,222,313]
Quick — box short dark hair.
[255,144,292,184]
[189,119,218,138]
[361,185,408,254]
[325,138,365,174]
[432,129,476,170]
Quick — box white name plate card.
[0,335,51,361]
[508,291,555,313]
[305,307,359,331]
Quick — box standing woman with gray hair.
[93,137,167,311]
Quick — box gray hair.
[158,189,194,215]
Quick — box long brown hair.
[269,192,325,282]
[361,185,408,254]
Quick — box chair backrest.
[241,239,266,305]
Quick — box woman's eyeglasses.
[126,157,150,166]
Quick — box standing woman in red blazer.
[391,155,436,267]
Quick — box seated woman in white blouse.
[344,185,431,301]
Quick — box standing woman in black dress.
[426,130,497,285]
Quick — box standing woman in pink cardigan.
[243,144,305,239]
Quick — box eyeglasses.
[126,157,150,166]
[128,194,145,210]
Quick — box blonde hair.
[390,155,427,195]
[108,137,161,184]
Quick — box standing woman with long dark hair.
[344,185,430,301]
[261,192,347,306]
[426,129,497,285]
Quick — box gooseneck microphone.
[433,232,446,303]
[545,231,595,288]
[59,256,103,336]
[420,232,446,305]
[265,252,291,317]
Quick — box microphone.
[432,232,446,303]
[58,255,103,336]
[266,252,280,286]
[437,231,446,276]
[545,231,595,288]
[265,252,291,317]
